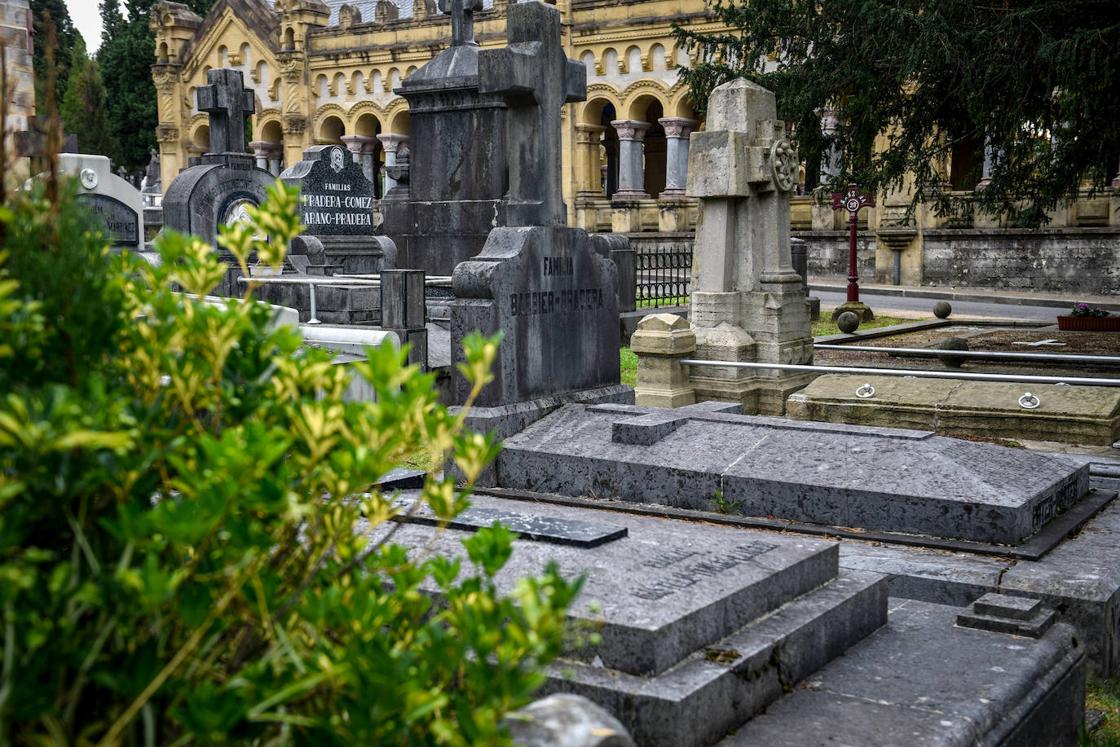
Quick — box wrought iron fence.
[635,240,692,308]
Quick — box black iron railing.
[635,241,692,308]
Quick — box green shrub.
[0,178,580,745]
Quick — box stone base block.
[830,300,875,322]
[786,375,1120,446]
[691,371,817,416]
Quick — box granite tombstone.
[450,1,630,449]
[381,0,510,276]
[163,69,275,296]
[280,144,395,273]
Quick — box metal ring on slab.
[1018,392,1041,410]
[856,383,876,399]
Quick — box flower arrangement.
[1070,303,1111,318]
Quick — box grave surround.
[496,402,1091,545]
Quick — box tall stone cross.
[479,1,586,226]
[197,68,255,155]
[437,0,483,47]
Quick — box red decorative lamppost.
[830,183,875,321]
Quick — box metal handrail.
[814,344,1120,366]
[237,274,448,325]
[678,359,1120,387]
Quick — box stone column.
[342,135,377,185]
[377,133,409,195]
[267,146,283,176]
[610,119,650,199]
[658,117,697,196]
[249,140,271,171]
[632,314,696,409]
[574,123,606,196]
[1112,156,1120,190]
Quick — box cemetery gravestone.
[163,69,275,296]
[58,153,144,251]
[680,78,815,414]
[450,1,630,453]
[382,0,510,276]
[281,144,396,274]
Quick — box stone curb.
[808,282,1120,312]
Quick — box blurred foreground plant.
[0,177,581,745]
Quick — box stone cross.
[197,68,256,155]
[438,0,483,47]
[479,1,586,226]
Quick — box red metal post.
[830,184,875,306]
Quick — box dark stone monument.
[381,0,510,276]
[281,144,396,274]
[380,269,428,368]
[163,69,275,296]
[450,1,630,456]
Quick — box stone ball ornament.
[770,139,798,192]
[933,300,953,319]
[836,311,860,334]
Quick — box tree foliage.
[0,173,580,744]
[100,0,126,48]
[100,0,159,173]
[676,0,1120,225]
[30,0,79,114]
[61,36,119,158]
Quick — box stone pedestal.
[632,314,696,408]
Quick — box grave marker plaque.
[56,153,144,251]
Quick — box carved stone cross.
[196,68,256,155]
[438,0,483,48]
[479,1,586,226]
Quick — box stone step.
[542,569,888,747]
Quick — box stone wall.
[920,229,1120,296]
[795,230,877,281]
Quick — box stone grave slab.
[364,493,847,678]
[496,403,1091,545]
[58,154,144,251]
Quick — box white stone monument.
[683,78,814,414]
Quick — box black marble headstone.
[79,194,139,248]
[281,145,375,236]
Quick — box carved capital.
[658,117,698,140]
[610,119,650,142]
[283,114,307,135]
[155,125,180,143]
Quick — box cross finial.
[437,0,483,47]
[196,68,255,155]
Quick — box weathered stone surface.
[364,493,847,678]
[723,599,1085,747]
[505,695,634,747]
[451,226,621,407]
[498,403,1091,544]
[957,594,1057,638]
[787,374,1120,446]
[58,154,144,250]
[382,0,509,276]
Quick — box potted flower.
[1058,303,1120,332]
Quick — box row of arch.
[313,67,420,100]
[580,43,694,78]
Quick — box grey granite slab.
[722,598,1085,747]
[392,498,628,548]
[361,493,840,677]
[498,404,1091,544]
